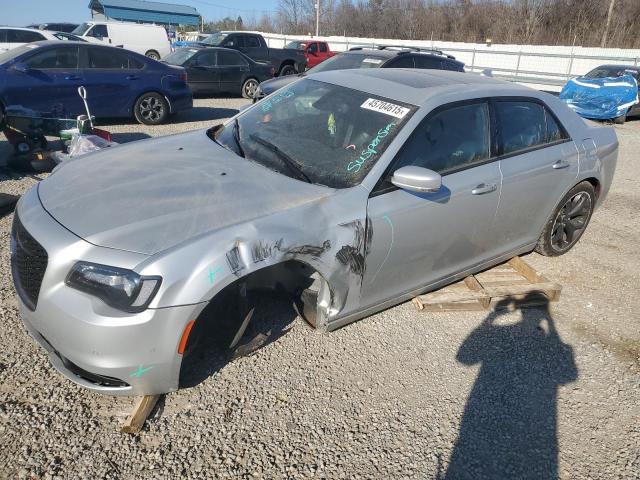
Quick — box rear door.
[491,98,577,252]
[186,50,219,93]
[80,46,140,117]
[362,100,503,304]
[217,50,249,93]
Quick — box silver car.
[11,69,617,395]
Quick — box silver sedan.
[11,69,617,395]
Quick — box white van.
[72,21,170,59]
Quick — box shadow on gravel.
[179,292,297,389]
[445,295,578,480]
[172,107,241,124]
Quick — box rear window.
[24,46,79,69]
[163,48,199,65]
[309,53,387,74]
[584,66,638,79]
[0,44,40,64]
[8,30,45,43]
[87,47,132,69]
[414,56,443,69]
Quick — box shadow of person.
[444,294,578,480]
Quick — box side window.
[393,102,491,175]
[319,42,327,53]
[87,47,131,68]
[24,47,79,69]
[414,56,443,69]
[387,56,414,68]
[87,25,108,39]
[495,101,547,155]
[545,108,568,143]
[445,61,463,72]
[246,36,260,48]
[129,55,145,70]
[9,30,45,43]
[218,50,246,66]
[232,36,246,48]
[308,42,318,53]
[195,51,217,67]
[0,30,7,43]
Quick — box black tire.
[145,50,161,61]
[134,92,169,125]
[613,113,627,124]
[0,103,5,129]
[279,64,296,76]
[535,181,595,257]
[241,78,259,99]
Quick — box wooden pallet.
[412,257,561,312]
[121,395,161,434]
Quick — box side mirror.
[391,166,442,193]
[12,63,30,74]
[225,41,234,47]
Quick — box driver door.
[361,100,503,305]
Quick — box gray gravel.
[0,99,639,479]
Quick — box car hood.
[38,129,332,255]
[259,74,305,95]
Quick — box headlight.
[66,262,161,313]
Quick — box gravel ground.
[0,98,639,479]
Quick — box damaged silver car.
[12,69,617,395]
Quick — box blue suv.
[0,41,192,125]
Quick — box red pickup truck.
[284,40,336,69]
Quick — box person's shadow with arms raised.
[445,294,578,480]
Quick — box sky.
[1,0,282,26]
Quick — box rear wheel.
[241,78,259,99]
[279,64,296,76]
[145,50,161,61]
[134,92,169,125]
[535,181,595,256]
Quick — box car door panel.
[217,50,248,93]
[187,50,219,94]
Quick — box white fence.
[259,32,640,92]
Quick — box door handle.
[471,183,497,195]
[126,75,140,80]
[64,75,81,81]
[552,160,570,169]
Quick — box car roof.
[0,26,47,32]
[596,64,639,71]
[310,68,529,106]
[342,47,461,63]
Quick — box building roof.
[89,0,201,26]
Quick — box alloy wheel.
[550,191,592,252]
[139,96,164,123]
[244,79,258,98]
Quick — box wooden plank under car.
[412,256,562,312]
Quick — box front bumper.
[12,186,205,396]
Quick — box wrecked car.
[11,69,617,395]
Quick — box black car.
[26,23,79,33]
[254,45,465,101]
[163,47,274,98]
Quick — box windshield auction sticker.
[360,98,410,119]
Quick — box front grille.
[10,213,48,310]
[58,353,129,388]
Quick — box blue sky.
[2,0,281,25]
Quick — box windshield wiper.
[232,118,245,158]
[249,134,312,183]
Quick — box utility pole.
[601,0,615,48]
[315,0,320,37]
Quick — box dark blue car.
[0,41,192,125]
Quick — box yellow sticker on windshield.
[361,98,410,119]
[328,113,336,135]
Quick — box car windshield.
[285,41,305,50]
[163,48,198,65]
[71,23,90,35]
[584,66,639,79]
[201,32,228,46]
[211,79,415,189]
[0,44,40,65]
[309,52,386,74]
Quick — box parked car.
[285,39,336,68]
[198,32,306,76]
[26,23,79,33]
[0,27,86,53]
[163,46,274,98]
[72,21,171,59]
[560,64,640,124]
[172,33,210,50]
[0,41,192,125]
[254,45,465,101]
[11,69,616,395]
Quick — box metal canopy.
[89,0,201,26]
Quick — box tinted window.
[25,47,79,69]
[413,56,443,69]
[233,36,246,48]
[545,109,567,143]
[393,102,490,175]
[8,30,45,43]
[87,24,108,39]
[387,56,414,68]
[0,29,7,43]
[495,101,547,155]
[319,43,327,53]
[163,48,198,65]
[246,36,260,48]
[87,47,131,68]
[445,60,464,72]
[218,50,246,66]
[195,50,217,67]
[308,42,318,53]
[309,53,386,73]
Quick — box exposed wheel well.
[278,60,296,73]
[582,177,601,198]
